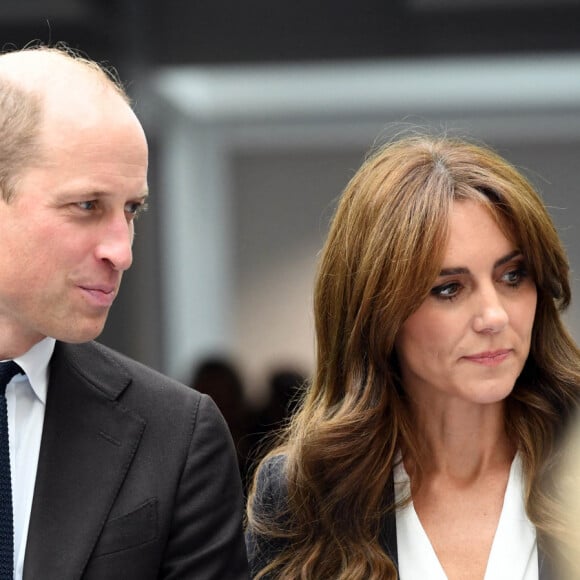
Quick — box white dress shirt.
[395,453,538,579]
[5,337,55,580]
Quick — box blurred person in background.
[0,44,248,579]
[246,134,580,579]
[260,369,305,429]
[244,368,306,490]
[250,368,305,441]
[190,356,255,489]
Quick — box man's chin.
[56,320,108,344]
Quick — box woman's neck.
[405,396,515,482]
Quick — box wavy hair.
[246,134,580,578]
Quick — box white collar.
[12,337,56,405]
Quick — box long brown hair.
[246,134,580,578]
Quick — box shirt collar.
[13,337,56,405]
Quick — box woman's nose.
[472,287,509,334]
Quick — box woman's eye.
[501,267,527,287]
[431,282,461,300]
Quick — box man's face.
[0,91,148,354]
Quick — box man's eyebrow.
[438,250,523,277]
[59,189,150,199]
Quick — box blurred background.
[3,0,580,438]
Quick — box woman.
[245,135,580,579]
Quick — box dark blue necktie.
[0,361,21,580]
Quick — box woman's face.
[395,199,537,407]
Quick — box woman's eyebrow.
[438,250,523,277]
[439,266,469,276]
[494,249,523,268]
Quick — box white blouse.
[394,453,538,579]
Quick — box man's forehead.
[0,49,104,95]
[0,49,63,78]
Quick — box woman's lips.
[463,349,511,366]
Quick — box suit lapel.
[23,342,146,580]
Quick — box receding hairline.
[0,45,137,201]
[0,45,131,105]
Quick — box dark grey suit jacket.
[23,341,250,580]
[246,455,555,579]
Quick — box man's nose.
[95,217,134,271]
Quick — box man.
[0,45,249,579]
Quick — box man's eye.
[126,201,148,218]
[77,200,97,210]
